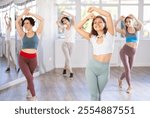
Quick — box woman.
[16,9,44,100]
[115,15,142,93]
[56,11,76,79]
[4,13,17,72]
[76,7,114,100]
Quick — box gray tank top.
[22,33,39,49]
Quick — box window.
[143,6,150,39]
[56,0,75,4]
[121,0,138,4]
[121,6,138,17]
[103,7,118,20]
[102,0,119,4]
[144,0,150,4]
[81,0,99,4]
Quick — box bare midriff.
[21,49,37,54]
[126,42,137,48]
[93,53,112,63]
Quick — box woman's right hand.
[86,13,95,20]
[23,8,30,16]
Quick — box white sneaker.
[29,96,38,101]
[26,90,32,98]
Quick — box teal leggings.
[85,58,109,101]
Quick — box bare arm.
[15,9,29,39]
[129,14,143,31]
[62,11,75,26]
[76,13,95,40]
[28,12,44,36]
[115,16,126,36]
[56,14,65,30]
[88,7,114,35]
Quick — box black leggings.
[120,44,136,86]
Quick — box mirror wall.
[0,0,37,89]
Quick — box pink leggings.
[18,51,37,97]
[120,44,136,86]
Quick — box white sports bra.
[90,32,114,55]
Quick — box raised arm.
[88,7,114,35]
[115,16,126,36]
[15,9,29,39]
[76,13,95,40]
[56,14,65,30]
[129,14,143,31]
[62,11,75,26]
[28,12,44,36]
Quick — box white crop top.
[64,26,76,43]
[90,32,114,55]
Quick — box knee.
[125,69,130,75]
[26,76,34,83]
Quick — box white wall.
[134,40,150,66]
[36,0,56,73]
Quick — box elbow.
[76,24,82,30]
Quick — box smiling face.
[125,17,133,28]
[93,18,105,31]
[91,16,107,36]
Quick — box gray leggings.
[6,40,16,68]
[85,58,109,101]
[62,42,74,73]
[120,44,136,86]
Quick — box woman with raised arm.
[56,11,76,79]
[4,13,17,72]
[115,14,142,94]
[16,8,44,101]
[76,7,114,101]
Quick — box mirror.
[0,0,38,90]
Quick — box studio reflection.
[0,0,37,89]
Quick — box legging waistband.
[20,50,37,58]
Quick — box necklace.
[96,34,104,44]
[97,34,104,39]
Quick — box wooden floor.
[0,67,150,101]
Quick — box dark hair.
[91,16,108,36]
[22,17,35,27]
[61,17,70,24]
[124,16,133,29]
